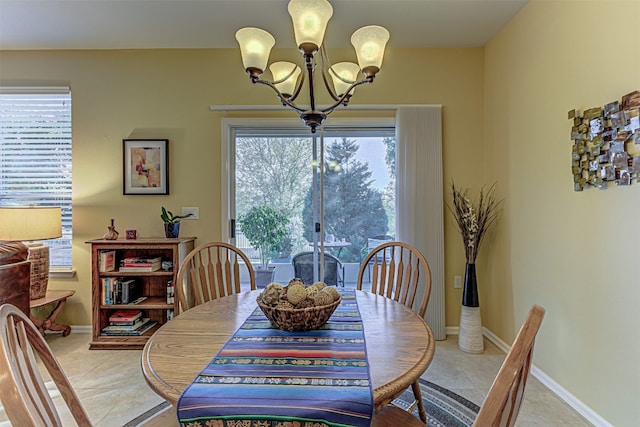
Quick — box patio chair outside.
[292,251,344,287]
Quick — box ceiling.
[0,0,529,50]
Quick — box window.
[0,88,72,268]
[229,121,395,286]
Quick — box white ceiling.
[0,0,529,50]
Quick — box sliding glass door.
[230,123,395,287]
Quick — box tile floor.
[0,332,592,426]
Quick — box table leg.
[30,297,72,337]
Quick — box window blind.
[0,88,72,267]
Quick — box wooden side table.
[30,289,75,336]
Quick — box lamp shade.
[329,62,360,96]
[351,25,390,75]
[0,207,62,241]
[235,27,276,73]
[288,0,333,52]
[269,61,302,97]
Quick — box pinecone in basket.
[286,283,307,305]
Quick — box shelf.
[100,270,174,277]
[100,296,172,310]
[90,322,162,350]
[87,237,195,350]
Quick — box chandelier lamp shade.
[0,207,62,300]
[235,0,390,132]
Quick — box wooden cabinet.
[86,237,196,350]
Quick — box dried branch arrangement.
[449,181,503,263]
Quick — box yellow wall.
[0,47,484,331]
[2,1,638,423]
[484,0,640,425]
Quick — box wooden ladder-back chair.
[175,242,256,313]
[357,241,432,423]
[0,303,92,426]
[472,304,545,426]
[371,304,546,427]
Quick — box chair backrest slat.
[405,256,419,308]
[371,260,380,294]
[233,256,242,293]
[393,249,405,301]
[176,242,256,313]
[383,249,392,298]
[223,254,233,296]
[356,242,432,317]
[0,304,92,426]
[213,247,225,298]
[203,249,215,299]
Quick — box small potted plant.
[237,206,289,288]
[160,207,193,238]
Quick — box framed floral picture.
[123,139,169,195]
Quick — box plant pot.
[459,263,484,353]
[255,266,276,289]
[164,223,180,238]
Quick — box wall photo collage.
[569,90,640,191]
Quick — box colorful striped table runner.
[177,289,373,427]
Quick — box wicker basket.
[256,295,341,332]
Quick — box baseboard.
[445,326,459,335]
[444,326,611,427]
[480,326,509,352]
[66,325,92,333]
[529,364,613,427]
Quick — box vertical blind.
[396,106,445,339]
[0,87,72,267]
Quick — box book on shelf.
[102,277,117,305]
[108,318,142,326]
[122,256,162,264]
[102,278,138,304]
[121,256,162,268]
[101,320,157,336]
[120,279,137,304]
[108,309,142,324]
[118,264,161,272]
[98,250,116,272]
[103,317,151,331]
[166,280,175,304]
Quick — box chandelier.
[235,0,389,133]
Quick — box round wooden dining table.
[141,289,435,412]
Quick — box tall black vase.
[462,263,479,307]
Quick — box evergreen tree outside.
[302,137,388,262]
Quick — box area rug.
[392,378,480,427]
[125,378,479,427]
[122,401,172,427]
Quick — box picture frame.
[123,139,169,195]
